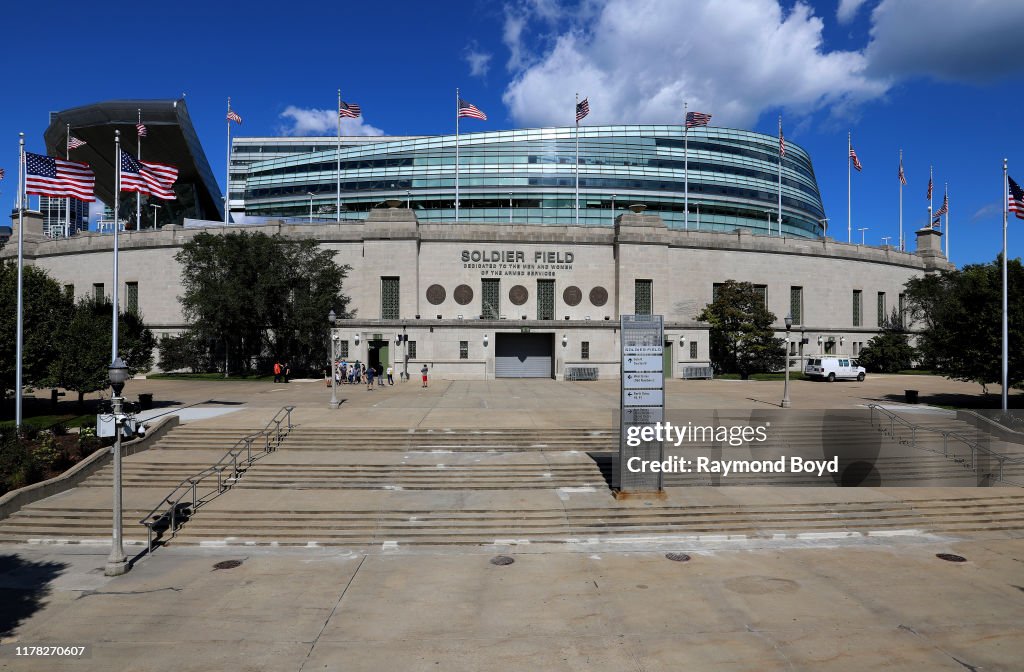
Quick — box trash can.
[138,393,154,410]
[904,389,919,404]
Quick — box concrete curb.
[0,415,179,521]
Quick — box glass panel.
[381,277,400,319]
[460,341,468,359]
[853,290,862,327]
[482,279,500,319]
[581,341,590,360]
[690,341,698,359]
[877,292,886,326]
[635,279,652,315]
[408,341,417,359]
[537,280,554,320]
[126,282,139,315]
[790,286,802,324]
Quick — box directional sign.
[623,345,663,356]
[623,389,663,406]
[624,372,663,389]
[623,355,661,372]
[623,406,663,424]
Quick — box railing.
[138,406,294,553]
[566,366,599,381]
[682,366,714,380]
[867,404,1024,487]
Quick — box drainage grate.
[936,553,966,563]
[490,555,515,566]
[665,553,691,563]
[213,560,244,570]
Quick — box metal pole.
[14,134,25,427]
[105,396,127,575]
[136,109,142,231]
[944,183,949,259]
[1002,159,1009,412]
[611,194,616,225]
[336,89,341,223]
[308,192,314,223]
[575,92,580,226]
[455,88,460,223]
[695,203,700,229]
[847,132,851,244]
[899,149,904,251]
[782,329,791,408]
[66,124,71,238]
[777,115,782,236]
[329,332,339,409]
[225,98,231,224]
[684,102,688,231]
[112,131,121,363]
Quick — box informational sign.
[618,314,665,493]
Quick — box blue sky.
[2,0,1023,267]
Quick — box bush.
[31,432,61,470]
[0,434,42,494]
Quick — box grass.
[149,372,276,382]
[0,413,94,432]
[895,369,937,375]
[715,373,811,381]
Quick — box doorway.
[368,340,390,375]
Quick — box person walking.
[386,365,394,385]
[273,360,282,383]
[366,364,375,390]
[283,362,290,384]
[421,364,429,388]
[377,364,385,386]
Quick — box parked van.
[804,357,866,382]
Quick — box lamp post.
[611,194,616,224]
[509,192,513,223]
[781,314,793,409]
[765,210,773,234]
[858,227,869,245]
[308,192,315,223]
[150,203,161,230]
[105,357,131,576]
[328,309,339,409]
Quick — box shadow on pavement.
[0,554,68,637]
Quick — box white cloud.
[503,0,890,128]
[278,106,385,137]
[503,8,530,72]
[836,0,868,23]
[865,0,1024,82]
[464,42,493,78]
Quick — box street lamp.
[858,227,869,245]
[509,192,513,223]
[105,357,131,576]
[695,203,700,230]
[781,314,793,409]
[150,203,161,230]
[765,210,773,235]
[328,309,339,409]
[308,192,315,224]
[611,194,616,224]
[406,190,411,209]
[818,217,830,236]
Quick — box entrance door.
[495,333,554,378]
[663,341,673,378]
[368,340,389,374]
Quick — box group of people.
[272,361,290,383]
[326,360,431,390]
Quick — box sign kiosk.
[615,315,665,495]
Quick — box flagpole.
[137,109,143,230]
[928,165,933,230]
[944,183,950,258]
[15,133,25,427]
[65,124,71,238]
[999,159,1007,411]
[112,130,121,363]
[777,115,782,236]
[225,98,231,224]
[336,89,341,223]
[899,149,904,251]
[847,132,852,244]
[575,92,580,226]
[684,102,689,231]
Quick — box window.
[63,284,74,298]
[581,341,590,360]
[635,279,652,315]
[852,290,862,326]
[898,293,906,327]
[459,341,468,359]
[408,340,417,359]
[690,341,698,359]
[712,283,723,303]
[93,283,104,302]
[537,279,554,320]
[482,278,500,319]
[825,340,836,355]
[753,284,767,309]
[338,340,349,358]
[381,277,400,319]
[790,286,803,324]
[877,292,886,326]
[126,282,139,315]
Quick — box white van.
[804,357,866,382]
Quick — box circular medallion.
[563,286,583,306]
[509,285,529,306]
[589,286,609,307]
[425,284,446,305]
[454,284,474,305]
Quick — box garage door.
[495,333,553,378]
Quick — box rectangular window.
[635,279,652,315]
[790,286,803,324]
[581,341,590,360]
[93,283,104,302]
[408,340,417,359]
[877,292,886,326]
[459,341,468,359]
[126,282,139,315]
[482,278,500,319]
[63,284,74,298]
[338,340,349,358]
[852,290,862,327]
[898,293,906,327]
[712,283,723,303]
[537,279,555,320]
[690,341,698,359]
[825,340,836,355]
[753,284,767,308]
[381,277,400,319]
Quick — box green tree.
[857,308,917,373]
[48,299,155,407]
[174,231,352,376]
[904,256,1023,392]
[696,280,785,379]
[0,262,73,400]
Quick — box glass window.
[408,340,417,359]
[790,286,803,325]
[853,290,862,327]
[482,279,500,319]
[537,279,554,320]
[877,292,886,326]
[635,279,653,315]
[690,341,698,359]
[459,341,469,359]
[93,283,104,303]
[126,282,139,315]
[581,341,590,360]
[381,277,400,319]
[899,293,906,328]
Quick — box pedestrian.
[340,361,348,383]
[386,365,394,385]
[421,364,429,388]
[366,364,375,390]
[283,362,290,383]
[273,360,282,383]
[377,365,385,386]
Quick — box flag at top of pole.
[685,111,711,128]
[849,145,863,171]
[575,98,590,123]
[67,137,86,149]
[136,122,147,137]
[898,154,907,185]
[457,98,487,120]
[226,109,242,124]
[339,100,362,118]
[1009,175,1024,220]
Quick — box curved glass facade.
[237,125,826,238]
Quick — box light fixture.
[436,314,442,319]
[784,313,793,330]
[108,357,130,397]
[564,315,570,320]
[817,335,823,345]
[585,316,591,321]
[396,333,401,344]
[328,309,336,325]
[679,335,687,345]
[354,334,360,346]
[562,335,568,347]
[483,334,489,346]
[840,336,846,346]
[458,314,464,320]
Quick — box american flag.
[137,122,147,137]
[339,100,362,118]
[0,168,5,180]
[934,191,949,218]
[576,98,590,123]
[1009,176,1024,220]
[25,152,95,201]
[779,128,786,158]
[926,176,933,201]
[226,110,242,124]
[849,146,862,172]
[120,150,178,200]
[67,136,86,149]
[898,157,906,185]
[458,98,487,120]
[685,111,711,128]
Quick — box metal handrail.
[867,404,1024,487]
[138,406,294,553]
[954,409,1024,440]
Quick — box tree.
[0,262,72,399]
[696,280,785,379]
[48,299,155,407]
[857,308,916,373]
[174,231,352,375]
[904,256,1023,392]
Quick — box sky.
[2,0,1023,267]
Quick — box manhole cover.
[213,560,243,570]
[665,553,691,562]
[936,553,967,563]
[490,555,515,566]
